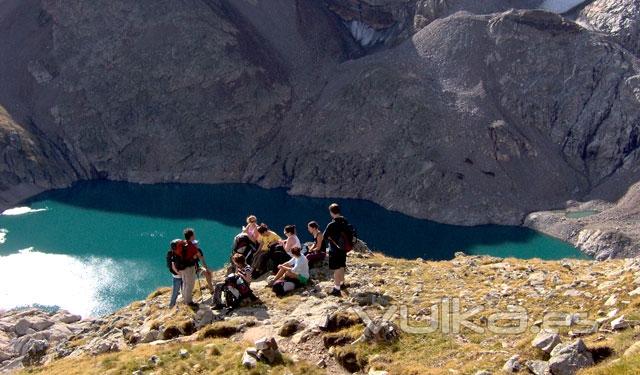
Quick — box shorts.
[284,276,303,288]
[328,249,346,270]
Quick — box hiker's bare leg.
[334,267,345,289]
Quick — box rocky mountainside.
[2,251,640,374]
[1,0,640,254]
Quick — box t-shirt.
[286,255,309,281]
[259,230,282,251]
[284,235,301,254]
[323,217,350,253]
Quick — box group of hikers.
[165,203,356,309]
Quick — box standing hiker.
[166,239,183,308]
[176,228,210,307]
[323,203,356,297]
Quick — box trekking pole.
[196,271,204,304]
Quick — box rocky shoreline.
[2,249,640,374]
[526,182,640,260]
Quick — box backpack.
[173,240,197,270]
[166,250,178,275]
[330,220,357,252]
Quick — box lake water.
[0,181,586,316]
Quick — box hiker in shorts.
[272,247,309,293]
[178,228,211,307]
[323,203,353,297]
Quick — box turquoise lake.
[0,181,586,316]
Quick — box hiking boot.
[329,288,342,297]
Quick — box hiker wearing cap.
[166,239,183,308]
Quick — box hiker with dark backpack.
[166,239,183,308]
[323,203,356,297]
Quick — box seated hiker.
[280,224,301,256]
[271,247,309,297]
[257,223,281,251]
[305,221,326,267]
[232,232,258,265]
[251,224,282,278]
[166,239,183,308]
[213,253,254,309]
[242,215,260,245]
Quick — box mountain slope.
[0,1,639,253]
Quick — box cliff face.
[0,1,639,250]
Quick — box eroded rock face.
[1,1,640,255]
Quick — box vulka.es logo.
[350,297,597,335]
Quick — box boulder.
[278,319,300,337]
[22,339,48,365]
[623,341,640,357]
[195,306,215,328]
[548,339,594,375]
[242,350,257,368]
[89,338,119,355]
[352,291,390,307]
[57,313,82,324]
[31,319,54,332]
[610,316,629,330]
[356,320,400,344]
[179,348,189,358]
[503,354,521,373]
[526,360,550,375]
[532,330,562,353]
[14,319,31,337]
[604,294,617,306]
[141,329,159,343]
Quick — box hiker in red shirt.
[176,228,210,307]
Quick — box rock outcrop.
[2,252,640,373]
[1,1,640,255]
[578,0,640,57]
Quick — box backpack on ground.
[222,275,253,309]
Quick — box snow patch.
[1,206,48,216]
[348,20,396,47]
